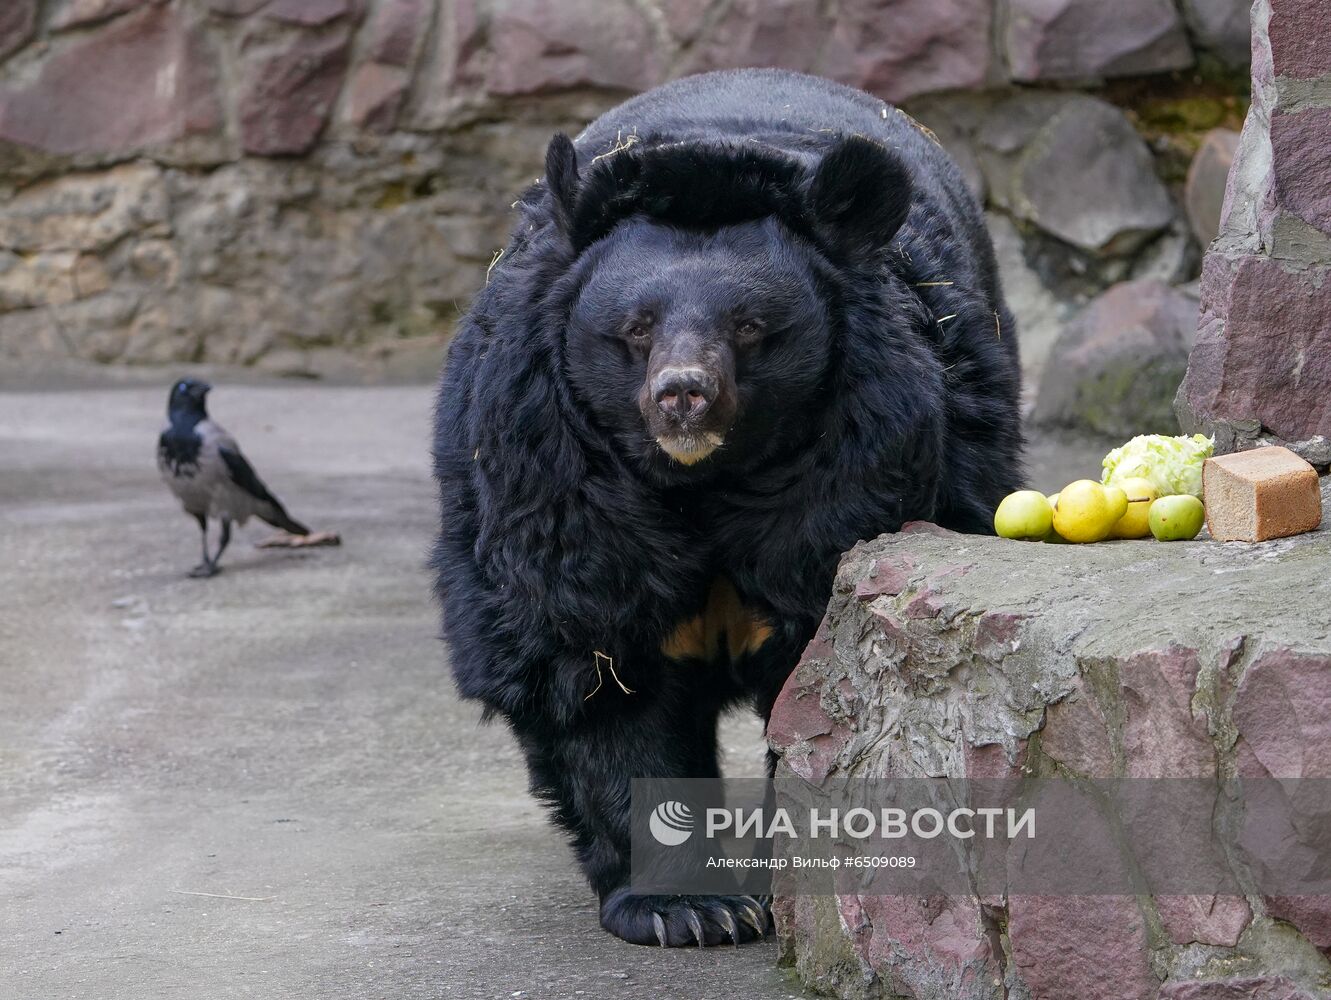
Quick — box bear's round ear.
[545,133,580,237]
[806,135,912,263]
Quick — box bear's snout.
[639,353,737,466]
[652,367,717,424]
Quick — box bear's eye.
[735,319,764,342]
[623,316,653,341]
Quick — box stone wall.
[0,1,1251,382]
[1176,0,1331,465]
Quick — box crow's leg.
[210,519,233,571]
[188,514,216,578]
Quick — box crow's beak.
[194,382,212,397]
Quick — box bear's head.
[544,133,913,476]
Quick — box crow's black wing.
[219,445,310,534]
[219,445,281,506]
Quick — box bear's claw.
[719,909,740,947]
[685,907,705,947]
[738,901,766,937]
[601,888,771,948]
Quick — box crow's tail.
[261,503,309,536]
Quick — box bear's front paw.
[600,888,771,947]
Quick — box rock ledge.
[770,481,1331,1000]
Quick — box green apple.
[1148,494,1205,541]
[994,490,1054,541]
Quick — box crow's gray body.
[158,379,307,576]
[158,418,290,527]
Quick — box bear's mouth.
[656,431,725,465]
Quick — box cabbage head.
[1101,433,1215,498]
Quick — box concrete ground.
[0,384,1094,1000]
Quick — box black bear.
[432,69,1023,947]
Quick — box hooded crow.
[157,378,309,577]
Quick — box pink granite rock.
[767,691,848,786]
[1271,107,1331,238]
[1005,0,1193,81]
[337,0,426,132]
[205,0,269,13]
[50,0,160,32]
[454,0,663,97]
[972,611,1026,663]
[0,0,37,61]
[656,0,710,47]
[904,587,945,619]
[768,633,851,786]
[1040,676,1114,777]
[820,0,994,102]
[1040,647,1217,780]
[265,0,359,26]
[1155,894,1252,947]
[964,740,1027,779]
[675,0,825,81]
[0,5,222,156]
[1233,649,1331,779]
[1234,651,1331,943]
[849,894,1003,998]
[1159,977,1316,1000]
[1234,730,1270,779]
[362,0,426,66]
[238,27,352,155]
[1262,896,1331,951]
[1176,0,1331,457]
[678,0,993,103]
[1121,647,1216,779]
[1266,0,1331,78]
[767,684,834,750]
[899,520,954,536]
[852,557,914,600]
[1179,252,1331,448]
[344,63,410,133]
[867,601,910,649]
[800,615,835,664]
[1008,895,1158,1000]
[774,892,816,950]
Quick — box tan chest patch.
[660,577,774,662]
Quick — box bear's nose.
[653,367,716,422]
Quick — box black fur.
[432,69,1023,947]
